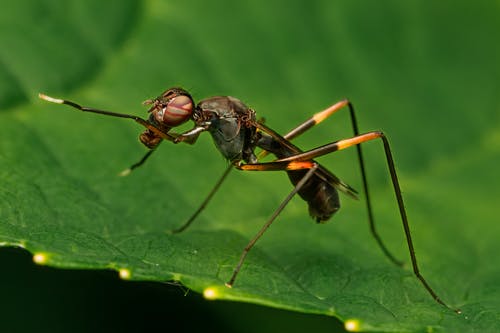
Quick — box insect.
[39,88,459,313]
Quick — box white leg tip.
[38,93,64,104]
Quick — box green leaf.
[1,0,499,331]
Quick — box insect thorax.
[197,96,258,162]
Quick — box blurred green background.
[1,0,499,332]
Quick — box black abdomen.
[287,170,340,223]
[257,134,340,223]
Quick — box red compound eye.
[155,95,193,126]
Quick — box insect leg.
[286,99,352,140]
[118,147,159,177]
[226,163,319,287]
[242,131,458,312]
[38,93,177,142]
[255,102,403,266]
[170,164,233,234]
[119,125,205,177]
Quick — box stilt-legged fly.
[39,88,460,313]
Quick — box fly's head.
[144,87,194,127]
[139,87,195,148]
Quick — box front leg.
[174,125,208,144]
[120,127,202,176]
